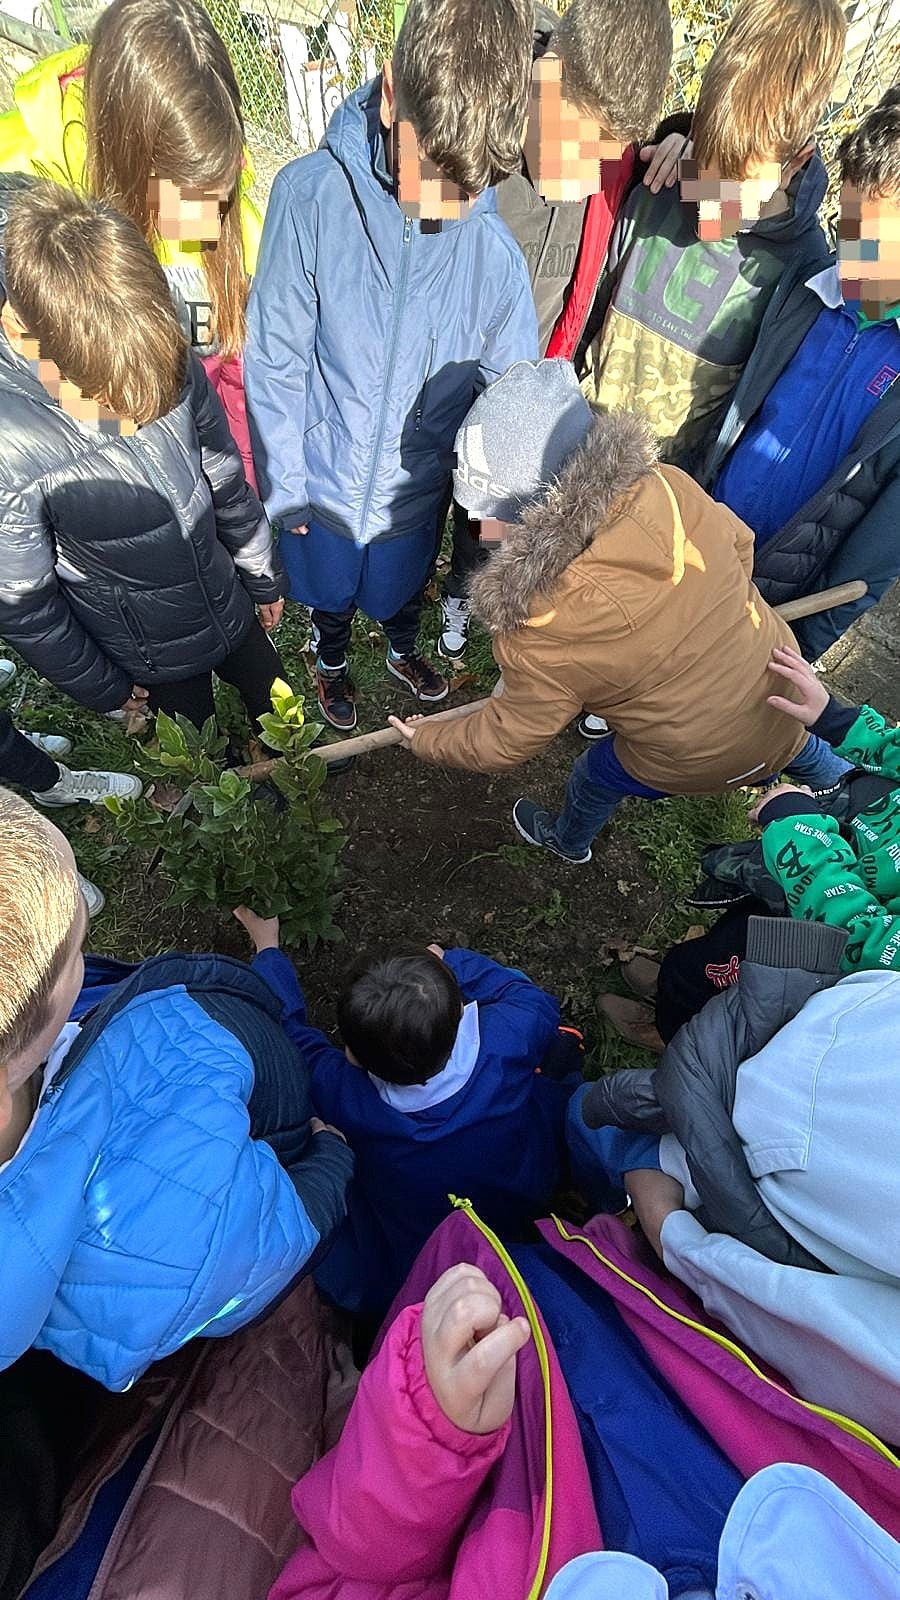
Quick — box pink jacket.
[271,1211,601,1600]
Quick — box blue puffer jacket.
[244,78,538,544]
[0,955,353,1391]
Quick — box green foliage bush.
[104,682,344,947]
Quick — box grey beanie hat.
[453,358,594,522]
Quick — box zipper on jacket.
[450,1197,555,1600]
[414,333,436,432]
[115,592,157,675]
[359,216,413,536]
[548,1217,900,1470]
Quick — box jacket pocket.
[413,333,437,434]
[115,591,156,675]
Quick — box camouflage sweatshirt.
[760,701,900,972]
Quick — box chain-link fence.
[2,0,898,206]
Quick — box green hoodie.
[761,703,900,971]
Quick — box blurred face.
[838,182,900,320]
[480,518,515,544]
[0,301,135,433]
[678,156,784,240]
[149,175,231,243]
[523,55,624,204]
[380,59,473,229]
[392,120,473,225]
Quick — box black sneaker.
[386,651,449,702]
[315,663,357,731]
[512,797,592,864]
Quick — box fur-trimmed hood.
[469,410,658,634]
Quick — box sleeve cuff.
[758,791,827,825]
[810,695,859,747]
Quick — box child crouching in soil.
[240,915,584,1319]
[0,179,286,736]
[390,360,852,859]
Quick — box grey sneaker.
[32,764,143,808]
[0,659,17,690]
[24,730,73,760]
[512,797,592,864]
[438,595,470,661]
[77,872,106,918]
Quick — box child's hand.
[289,524,309,536]
[388,714,426,742]
[258,599,285,631]
[766,646,830,725]
[232,905,280,951]
[121,685,150,715]
[428,942,446,959]
[640,132,690,192]
[311,1116,348,1144]
[421,1263,531,1436]
[748,783,813,827]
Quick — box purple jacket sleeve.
[270,1303,510,1598]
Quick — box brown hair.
[84,0,247,357]
[0,789,82,1069]
[692,0,847,178]
[839,86,900,198]
[5,182,188,425]
[392,0,533,194]
[550,0,673,143]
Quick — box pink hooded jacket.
[271,1209,601,1600]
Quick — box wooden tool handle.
[774,580,867,623]
[239,696,490,779]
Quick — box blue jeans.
[550,733,853,858]
[566,1085,662,1212]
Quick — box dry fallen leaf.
[679,924,708,943]
[146,781,183,814]
[82,812,103,835]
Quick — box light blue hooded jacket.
[0,955,352,1391]
[244,78,538,546]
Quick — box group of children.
[1,0,900,1591]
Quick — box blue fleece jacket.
[255,946,578,1317]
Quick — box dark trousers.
[148,620,284,732]
[441,501,488,600]
[314,591,424,668]
[0,710,60,793]
[655,900,768,1043]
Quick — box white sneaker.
[438,595,470,661]
[24,730,73,760]
[77,872,106,917]
[31,764,143,808]
[577,713,610,740]
[0,659,17,690]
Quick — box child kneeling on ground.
[244,918,583,1319]
[0,179,286,737]
[0,791,353,1391]
[391,360,851,861]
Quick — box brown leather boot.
[598,994,664,1054]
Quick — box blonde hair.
[5,182,188,426]
[692,0,847,179]
[84,0,247,358]
[0,789,81,1068]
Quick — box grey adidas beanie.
[454,358,594,522]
